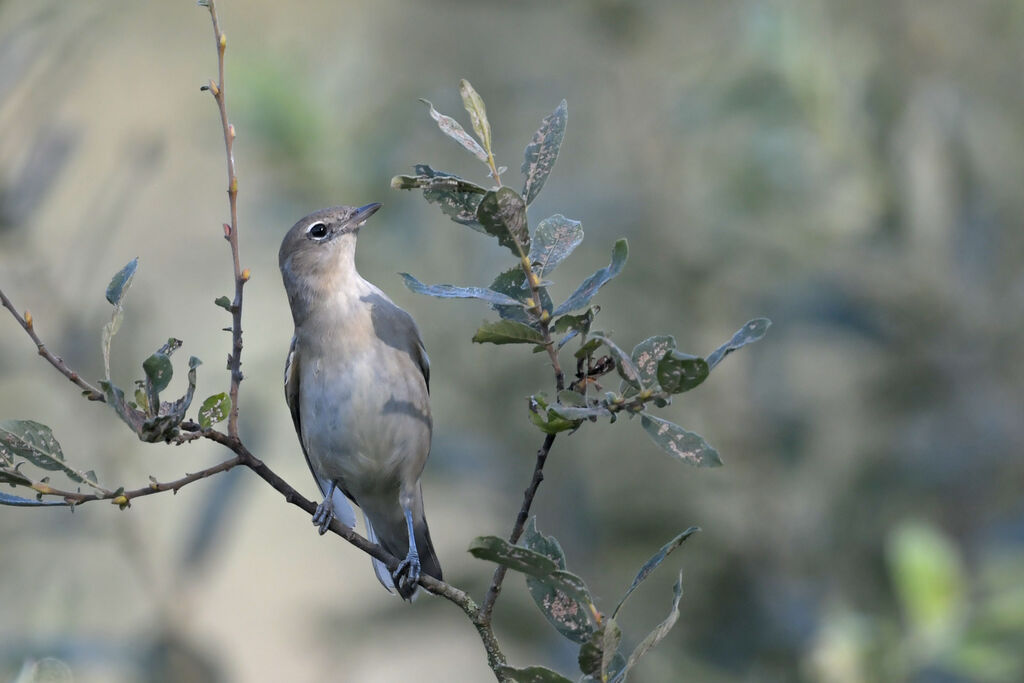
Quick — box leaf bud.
[240,268,251,282]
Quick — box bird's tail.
[364,505,442,601]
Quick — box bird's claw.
[312,498,334,535]
[394,550,421,589]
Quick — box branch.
[202,0,246,439]
[0,287,105,401]
[479,432,557,624]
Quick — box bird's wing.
[284,335,356,527]
[363,290,431,393]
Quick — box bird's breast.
[296,306,430,497]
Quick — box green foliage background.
[2,1,1024,681]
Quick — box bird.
[278,202,442,600]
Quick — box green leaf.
[496,666,574,683]
[549,404,611,421]
[0,491,68,507]
[0,420,97,486]
[419,98,488,162]
[392,165,487,229]
[657,351,709,394]
[143,352,173,395]
[0,420,65,473]
[553,239,628,316]
[529,214,583,278]
[579,619,622,678]
[214,296,232,311]
[611,572,685,683]
[400,273,521,307]
[887,520,965,647]
[473,320,544,345]
[522,99,568,205]
[459,79,492,156]
[105,257,138,306]
[591,334,643,389]
[529,397,581,434]
[574,337,603,360]
[553,307,598,336]
[476,187,530,256]
[613,527,700,618]
[639,413,721,467]
[629,336,677,393]
[198,393,231,429]
[521,518,596,644]
[469,535,594,605]
[706,318,771,370]
[490,267,551,323]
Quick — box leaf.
[0,419,66,475]
[0,420,97,486]
[629,336,676,392]
[490,267,552,324]
[143,352,173,395]
[613,527,700,618]
[887,520,966,645]
[496,666,574,683]
[214,296,232,311]
[105,257,138,306]
[529,215,583,278]
[640,413,721,467]
[529,396,581,434]
[473,320,545,345]
[706,318,772,371]
[591,334,643,389]
[400,273,522,307]
[553,307,598,335]
[549,404,611,421]
[573,337,603,360]
[522,99,568,205]
[581,619,622,679]
[521,518,595,644]
[476,187,530,256]
[469,535,594,605]
[553,239,628,316]
[610,572,686,683]
[0,490,67,507]
[656,351,709,394]
[459,79,492,155]
[420,98,488,162]
[198,393,231,429]
[392,165,488,229]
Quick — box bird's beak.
[351,202,382,229]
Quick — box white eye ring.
[307,222,328,239]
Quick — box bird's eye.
[307,222,328,239]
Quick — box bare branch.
[0,287,105,401]
[203,0,246,439]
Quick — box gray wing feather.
[285,336,355,527]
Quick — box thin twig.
[0,287,105,401]
[479,433,557,624]
[30,452,244,505]
[203,0,245,439]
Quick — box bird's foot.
[312,497,335,536]
[394,548,421,589]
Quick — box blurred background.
[2,1,1024,681]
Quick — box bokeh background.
[3,1,1024,681]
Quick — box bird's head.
[279,202,381,296]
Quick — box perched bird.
[278,202,441,600]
